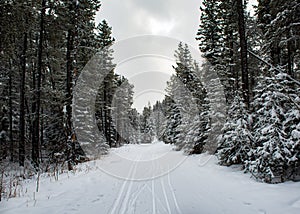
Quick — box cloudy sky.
[96,0,257,112]
[96,0,201,48]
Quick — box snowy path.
[1,142,300,214]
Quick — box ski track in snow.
[159,165,171,214]
[127,183,147,213]
[119,154,142,214]
[151,154,156,214]
[109,154,141,214]
[167,164,182,214]
[291,197,300,208]
[1,141,300,214]
[160,177,171,214]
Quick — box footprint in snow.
[91,194,104,203]
[243,201,252,206]
[291,198,300,208]
[258,208,267,214]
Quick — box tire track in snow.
[109,154,141,214]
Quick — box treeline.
[1,0,299,184]
[0,1,137,170]
[159,0,300,183]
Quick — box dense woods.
[0,0,299,187]
[197,0,300,182]
[161,0,300,183]
[0,0,136,171]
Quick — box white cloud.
[148,17,176,35]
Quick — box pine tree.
[196,0,223,66]
[236,0,250,106]
[246,73,300,183]
[140,104,154,144]
[93,19,117,148]
[162,94,181,145]
[200,61,227,154]
[111,76,135,145]
[197,0,238,103]
[256,0,300,78]
[217,94,253,166]
[163,43,209,153]
[95,20,116,48]
[0,0,106,169]
[195,0,300,183]
[151,101,165,140]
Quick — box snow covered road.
[1,141,300,214]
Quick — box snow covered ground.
[1,141,300,214]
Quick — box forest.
[0,0,299,201]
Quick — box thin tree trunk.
[66,29,74,137]
[40,107,44,162]
[229,30,239,97]
[236,0,249,106]
[103,85,110,147]
[9,60,13,161]
[287,30,293,77]
[32,0,46,168]
[19,32,27,167]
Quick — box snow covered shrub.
[246,73,300,183]
[283,87,300,180]
[180,113,206,154]
[217,95,253,166]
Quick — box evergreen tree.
[217,94,253,166]
[151,101,165,140]
[95,20,116,48]
[196,0,300,183]
[93,20,117,148]
[162,94,181,145]
[197,0,240,103]
[0,0,103,168]
[111,76,135,145]
[128,108,141,144]
[246,73,300,183]
[200,62,227,153]
[140,104,154,143]
[196,0,223,66]
[163,43,208,153]
[256,0,300,77]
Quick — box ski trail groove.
[119,154,141,214]
[109,154,141,214]
[151,155,156,214]
[127,183,148,213]
[151,155,169,214]
[159,165,171,214]
[167,165,182,214]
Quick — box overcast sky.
[96,0,201,48]
[95,0,257,112]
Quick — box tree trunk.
[8,60,14,161]
[103,85,110,147]
[66,29,74,137]
[19,32,27,167]
[236,0,249,106]
[287,30,293,77]
[32,0,46,168]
